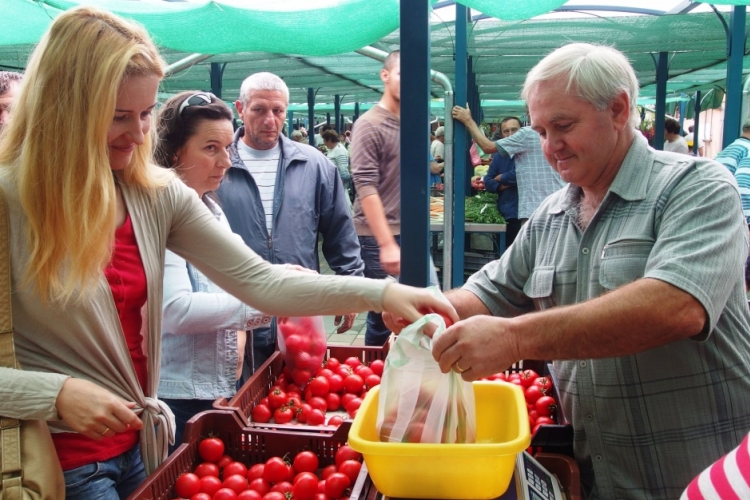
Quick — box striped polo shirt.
[236,140,280,233]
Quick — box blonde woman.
[0,7,457,499]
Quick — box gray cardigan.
[0,171,386,473]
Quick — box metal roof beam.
[553,5,666,16]
[667,1,700,14]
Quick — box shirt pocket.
[524,266,556,310]
[599,238,654,290]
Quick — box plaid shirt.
[465,134,750,499]
[494,127,565,218]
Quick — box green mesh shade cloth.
[695,0,750,5]
[460,0,568,20]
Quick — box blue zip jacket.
[484,152,518,220]
[216,128,365,345]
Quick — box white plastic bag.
[277,316,326,387]
[376,297,476,444]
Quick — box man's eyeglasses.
[178,92,213,116]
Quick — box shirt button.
[586,413,594,421]
[580,360,587,367]
[595,455,603,462]
[581,247,589,254]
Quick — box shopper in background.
[483,116,521,246]
[216,72,363,376]
[0,8,458,498]
[430,125,445,161]
[391,42,750,500]
[663,117,689,154]
[322,128,352,204]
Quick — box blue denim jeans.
[63,444,145,500]
[162,398,217,454]
[358,235,439,346]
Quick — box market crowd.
[0,6,748,500]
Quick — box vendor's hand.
[55,378,143,441]
[431,315,521,381]
[379,242,401,276]
[334,313,356,333]
[381,283,459,332]
[451,105,473,125]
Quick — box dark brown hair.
[321,129,340,144]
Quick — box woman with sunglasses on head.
[154,91,276,452]
[0,7,457,499]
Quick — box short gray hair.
[291,130,303,140]
[434,126,444,137]
[239,72,289,105]
[742,121,750,133]
[521,43,640,129]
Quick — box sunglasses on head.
[178,92,213,116]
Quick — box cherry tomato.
[324,357,341,371]
[306,408,326,426]
[343,374,364,394]
[535,416,555,426]
[238,490,263,500]
[247,464,265,481]
[325,392,341,411]
[213,488,239,500]
[292,368,313,387]
[309,336,327,357]
[194,462,220,478]
[316,368,334,379]
[286,383,303,395]
[190,493,213,500]
[344,357,362,369]
[354,366,374,379]
[535,396,557,417]
[321,464,337,480]
[326,373,344,393]
[325,473,351,499]
[274,405,295,424]
[199,475,223,496]
[295,351,317,370]
[345,397,362,418]
[262,492,287,500]
[264,457,290,484]
[335,445,362,467]
[221,477,247,495]
[217,454,233,470]
[308,376,330,397]
[519,369,539,388]
[175,472,201,498]
[293,451,319,473]
[341,393,357,409]
[488,372,507,382]
[248,478,271,495]
[308,396,328,413]
[224,462,248,479]
[533,376,553,394]
[327,415,344,427]
[270,481,293,494]
[198,437,225,463]
[336,366,353,379]
[313,493,328,500]
[365,374,381,389]
[293,474,319,500]
[285,334,311,354]
[296,403,312,423]
[524,385,544,405]
[338,460,362,484]
[368,359,384,377]
[268,388,288,410]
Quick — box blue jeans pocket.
[64,462,101,497]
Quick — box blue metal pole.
[354,102,360,123]
[693,90,702,156]
[452,3,469,288]
[653,52,668,150]
[399,0,431,287]
[678,94,686,132]
[724,6,746,148]
[210,62,223,99]
[334,95,341,133]
[307,88,316,147]
[286,110,293,137]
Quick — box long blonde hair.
[0,6,172,304]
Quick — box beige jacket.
[0,173,386,473]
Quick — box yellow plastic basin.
[348,381,531,499]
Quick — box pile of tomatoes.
[174,437,363,500]
[251,356,384,427]
[482,369,558,435]
[277,317,328,387]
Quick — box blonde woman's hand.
[55,378,143,441]
[381,283,458,331]
[285,264,317,274]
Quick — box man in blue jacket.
[217,72,364,378]
[483,116,522,247]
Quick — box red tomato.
[198,437,225,463]
[344,356,362,368]
[308,376,330,397]
[535,396,557,417]
[199,475,223,496]
[292,368,313,387]
[238,490,263,500]
[222,474,248,494]
[175,472,201,498]
[285,334,311,354]
[308,396,328,413]
[365,374,381,389]
[326,373,344,393]
[313,494,328,500]
[345,397,362,418]
[354,366,374,379]
[338,460,362,484]
[327,415,344,427]
[274,405,295,424]
[519,369,539,388]
[306,408,326,426]
[293,451,319,474]
[343,375,364,394]
[292,474,319,500]
[533,376,553,394]
[247,464,265,481]
[341,393,357,409]
[335,445,362,467]
[224,462,248,479]
[295,351,317,370]
[296,403,312,423]
[535,416,555,426]
[286,396,303,409]
[488,372,507,382]
[217,455,233,470]
[294,472,318,484]
[248,478,271,495]
[259,397,269,406]
[336,366,353,379]
[320,465,337,480]
[324,473,351,499]
[316,368,333,379]
[267,389,287,410]
[190,493,213,500]
[509,378,523,386]
[213,486,244,500]
[286,383,303,395]
[325,392,341,411]
[528,410,539,422]
[194,462,220,478]
[310,336,327,357]
[524,385,544,405]
[262,492,287,500]
[270,481,292,494]
[324,358,341,371]
[368,359,384,377]
[264,457,290,484]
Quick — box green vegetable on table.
[464,192,506,225]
